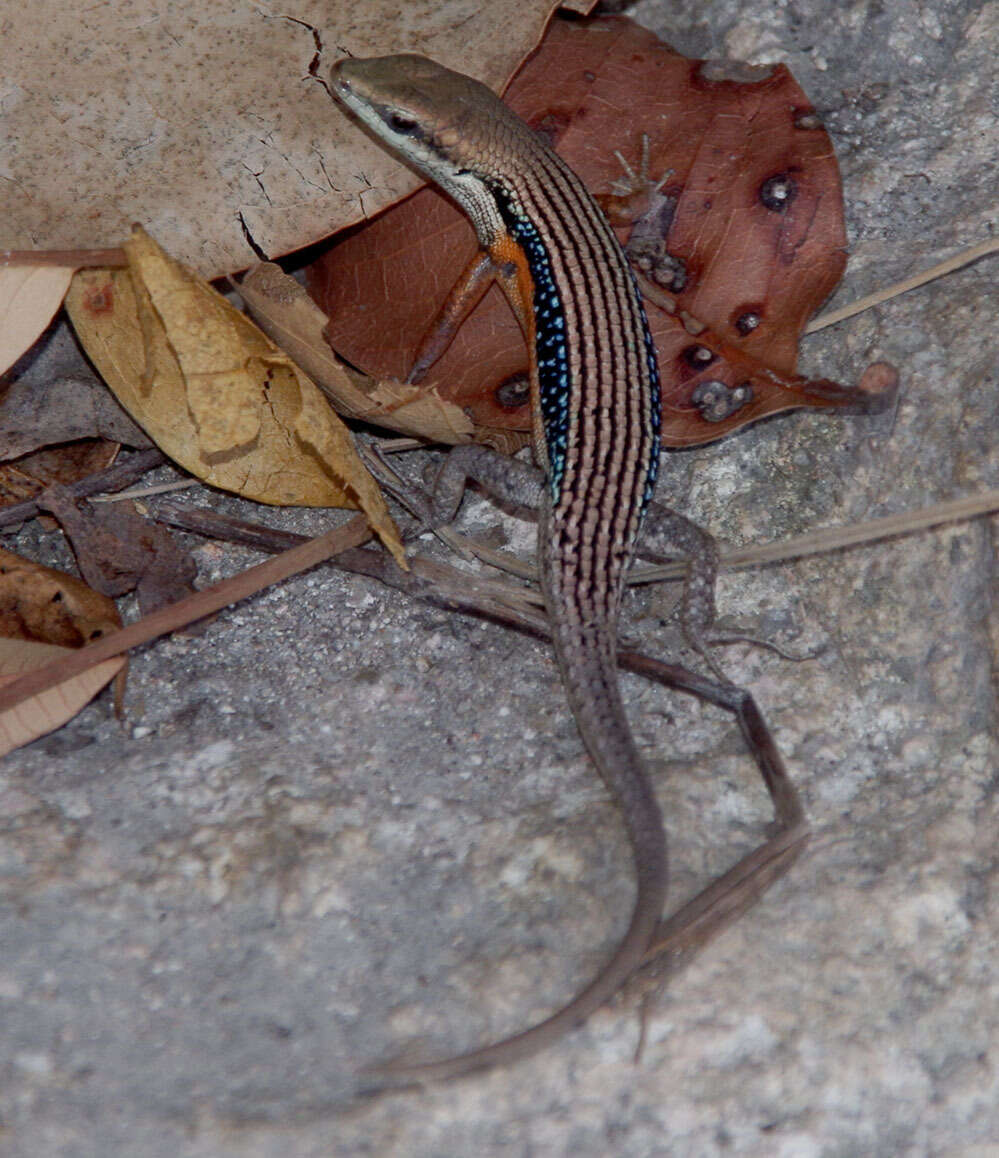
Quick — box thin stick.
[0,515,372,714]
[414,489,999,587]
[0,247,129,268]
[91,479,198,503]
[157,501,545,620]
[806,237,999,332]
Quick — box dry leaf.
[1,1,587,276]
[0,374,149,460]
[240,263,474,444]
[0,441,121,511]
[38,487,198,616]
[64,227,404,567]
[0,637,124,757]
[0,545,125,755]
[0,265,75,377]
[0,545,121,647]
[0,368,145,512]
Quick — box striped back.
[489,148,661,619]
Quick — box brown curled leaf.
[0,545,121,648]
[38,486,199,617]
[0,375,150,463]
[0,441,122,511]
[239,262,474,445]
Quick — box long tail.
[362,610,668,1085]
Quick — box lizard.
[330,53,726,1082]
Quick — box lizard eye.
[387,112,420,136]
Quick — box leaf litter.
[0,12,994,757]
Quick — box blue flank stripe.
[501,206,572,501]
[493,186,661,513]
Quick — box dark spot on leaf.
[495,373,531,411]
[625,233,686,293]
[682,344,716,369]
[734,310,762,335]
[83,283,115,314]
[691,379,753,422]
[655,253,687,292]
[532,112,570,146]
[759,174,797,212]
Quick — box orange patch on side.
[488,235,535,343]
[487,235,548,471]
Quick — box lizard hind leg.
[638,502,724,680]
[636,503,821,676]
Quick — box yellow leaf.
[64,227,404,567]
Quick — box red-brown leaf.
[311,16,887,447]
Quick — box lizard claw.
[358,443,437,536]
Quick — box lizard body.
[331,54,667,1081]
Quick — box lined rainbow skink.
[331,54,676,1081]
